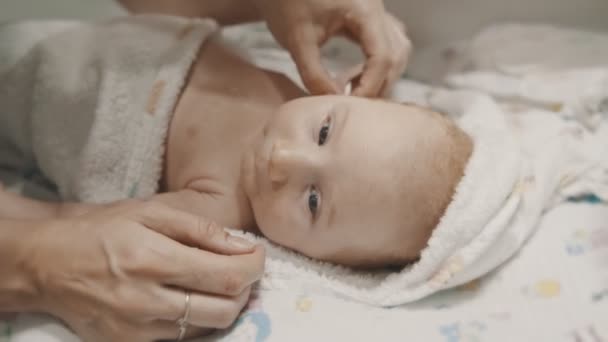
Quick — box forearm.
[0,220,45,312]
[117,0,262,26]
[0,189,60,220]
[0,190,102,220]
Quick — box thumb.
[136,202,255,255]
[288,27,339,95]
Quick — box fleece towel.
[0,15,217,202]
[226,23,608,307]
[228,88,608,307]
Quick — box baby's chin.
[246,206,277,239]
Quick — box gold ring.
[176,291,191,341]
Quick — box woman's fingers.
[134,201,255,255]
[145,321,213,341]
[289,25,339,95]
[125,286,250,339]
[381,14,412,96]
[114,201,264,298]
[75,312,214,342]
[36,200,262,342]
[348,12,410,97]
[349,15,392,97]
[255,0,411,97]
[156,286,252,329]
[153,242,265,296]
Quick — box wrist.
[0,219,55,313]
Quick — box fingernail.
[227,234,255,250]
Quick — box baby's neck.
[162,35,304,230]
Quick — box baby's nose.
[268,140,314,186]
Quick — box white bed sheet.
[205,203,608,342]
[2,202,606,342]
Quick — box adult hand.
[253,0,411,97]
[23,200,264,342]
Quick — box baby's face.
[242,95,448,266]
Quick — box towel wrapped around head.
[231,88,608,306]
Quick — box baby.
[0,15,472,267]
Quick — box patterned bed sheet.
[207,201,608,342]
[2,201,606,342]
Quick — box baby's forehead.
[324,100,443,225]
[328,137,412,219]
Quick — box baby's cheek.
[255,200,290,239]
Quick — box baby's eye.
[318,116,331,146]
[308,186,320,217]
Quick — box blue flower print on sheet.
[216,291,271,342]
[438,312,513,342]
[229,312,271,342]
[439,321,486,342]
[565,227,608,256]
